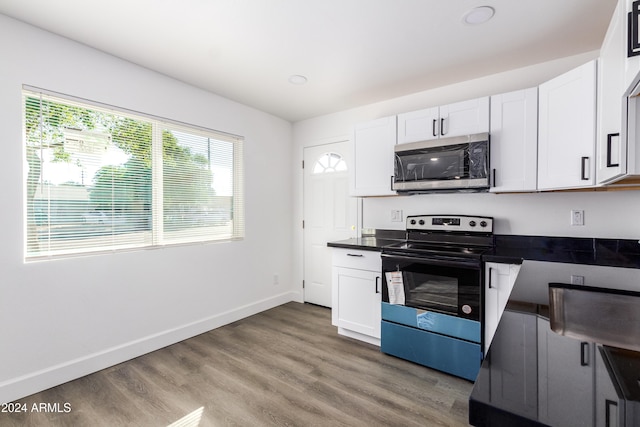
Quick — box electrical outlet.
[391,210,403,222]
[273,274,279,286]
[571,275,585,285]
[570,210,584,226]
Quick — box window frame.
[23,86,244,261]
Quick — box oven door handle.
[381,252,481,269]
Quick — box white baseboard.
[337,327,381,347]
[0,291,297,404]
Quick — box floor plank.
[1,302,472,426]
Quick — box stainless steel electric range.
[381,214,494,381]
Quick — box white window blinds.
[24,88,244,260]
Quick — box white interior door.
[303,141,357,307]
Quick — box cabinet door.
[334,267,381,338]
[598,0,626,184]
[538,60,597,190]
[440,97,490,138]
[595,347,622,427]
[537,317,595,427]
[490,88,538,192]
[625,0,640,88]
[351,116,396,196]
[397,107,439,144]
[488,310,538,418]
[484,263,517,354]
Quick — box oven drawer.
[381,320,482,381]
[382,302,480,343]
[332,248,381,271]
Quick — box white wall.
[362,191,640,238]
[292,51,640,302]
[0,15,296,403]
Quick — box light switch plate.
[571,210,584,226]
[391,210,403,222]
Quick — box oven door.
[381,252,481,322]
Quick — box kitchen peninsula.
[469,257,640,427]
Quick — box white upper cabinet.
[597,0,625,184]
[350,116,397,196]
[624,0,640,88]
[397,97,489,144]
[440,97,490,138]
[538,60,597,190]
[396,107,439,143]
[490,88,538,192]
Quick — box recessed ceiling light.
[462,6,495,25]
[288,75,308,85]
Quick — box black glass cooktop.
[383,240,491,258]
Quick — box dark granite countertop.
[485,235,640,268]
[327,229,405,252]
[328,233,640,269]
[327,236,404,251]
[469,260,640,426]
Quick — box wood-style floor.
[1,302,472,427]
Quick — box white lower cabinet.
[331,248,381,345]
[487,310,538,419]
[537,317,595,427]
[595,347,623,427]
[484,262,521,353]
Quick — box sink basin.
[549,283,640,352]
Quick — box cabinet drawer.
[381,321,482,381]
[332,248,381,271]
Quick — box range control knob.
[480,220,488,228]
[418,220,425,225]
[469,220,477,227]
[410,219,417,225]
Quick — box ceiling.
[0,0,617,122]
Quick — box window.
[24,88,244,260]
[312,152,347,174]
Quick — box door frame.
[298,135,361,306]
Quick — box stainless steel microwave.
[392,132,490,192]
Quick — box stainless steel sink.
[549,283,640,352]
